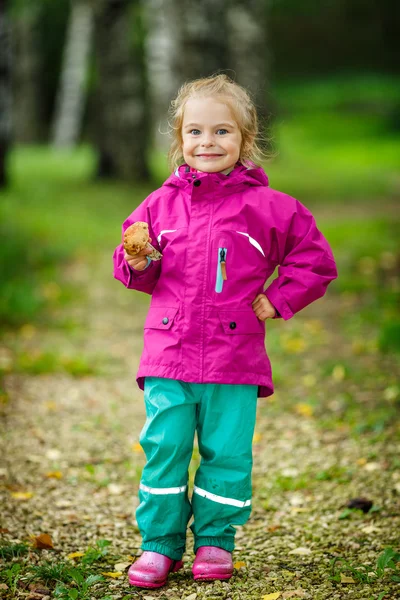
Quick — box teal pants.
[136,377,258,561]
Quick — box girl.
[113,74,338,588]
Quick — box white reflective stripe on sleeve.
[235,231,265,257]
[157,229,177,244]
[140,483,187,495]
[193,485,251,508]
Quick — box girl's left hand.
[252,294,277,321]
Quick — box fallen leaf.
[267,525,281,532]
[11,491,33,500]
[346,497,373,513]
[332,364,345,381]
[294,403,313,417]
[114,562,131,571]
[45,471,63,479]
[356,457,367,466]
[253,432,262,443]
[340,573,355,583]
[301,374,317,388]
[132,443,143,453]
[282,591,306,599]
[262,593,282,600]
[102,571,123,578]
[67,551,85,559]
[107,483,123,495]
[185,594,197,600]
[0,584,9,591]
[288,547,312,555]
[31,533,54,549]
[233,561,246,569]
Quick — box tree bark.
[52,0,93,148]
[0,0,12,187]
[12,2,43,143]
[92,0,149,181]
[144,0,182,150]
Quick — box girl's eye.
[190,129,201,135]
[217,129,228,135]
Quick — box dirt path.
[1,245,399,600]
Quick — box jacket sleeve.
[113,197,161,296]
[264,199,338,320]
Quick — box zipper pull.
[220,248,227,281]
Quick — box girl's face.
[181,96,242,173]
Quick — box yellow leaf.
[44,401,58,411]
[45,471,63,479]
[332,364,345,381]
[11,491,33,500]
[233,561,246,569]
[294,403,314,417]
[114,562,131,571]
[132,443,143,453]
[102,571,123,578]
[356,457,367,466]
[31,533,54,549]
[282,337,306,353]
[262,593,282,600]
[19,324,36,339]
[301,374,316,388]
[253,432,262,443]
[68,552,85,559]
[340,573,355,584]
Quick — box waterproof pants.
[135,377,258,561]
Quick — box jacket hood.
[163,162,269,190]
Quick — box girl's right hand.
[124,239,153,271]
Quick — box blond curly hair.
[167,73,268,172]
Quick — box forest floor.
[1,202,400,600]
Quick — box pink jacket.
[113,163,338,397]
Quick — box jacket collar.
[163,162,269,191]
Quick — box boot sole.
[128,560,183,588]
[193,572,233,581]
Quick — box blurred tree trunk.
[0,0,12,187]
[52,0,93,148]
[178,0,229,80]
[226,0,270,122]
[12,2,43,143]
[93,0,149,181]
[144,0,182,150]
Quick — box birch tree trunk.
[12,2,42,143]
[0,0,12,187]
[52,0,93,148]
[226,0,270,122]
[144,0,182,150]
[93,0,149,181]
[178,0,230,80]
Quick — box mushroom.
[123,222,162,260]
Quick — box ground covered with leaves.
[1,198,400,600]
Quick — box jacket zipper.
[215,247,228,293]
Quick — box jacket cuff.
[264,280,294,321]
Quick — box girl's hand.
[124,238,153,271]
[252,294,277,321]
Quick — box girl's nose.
[201,135,215,147]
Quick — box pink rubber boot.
[128,551,183,588]
[192,546,233,581]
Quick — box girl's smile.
[181,97,242,173]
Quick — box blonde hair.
[167,73,268,172]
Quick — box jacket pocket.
[217,309,264,335]
[215,247,228,293]
[144,307,178,330]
